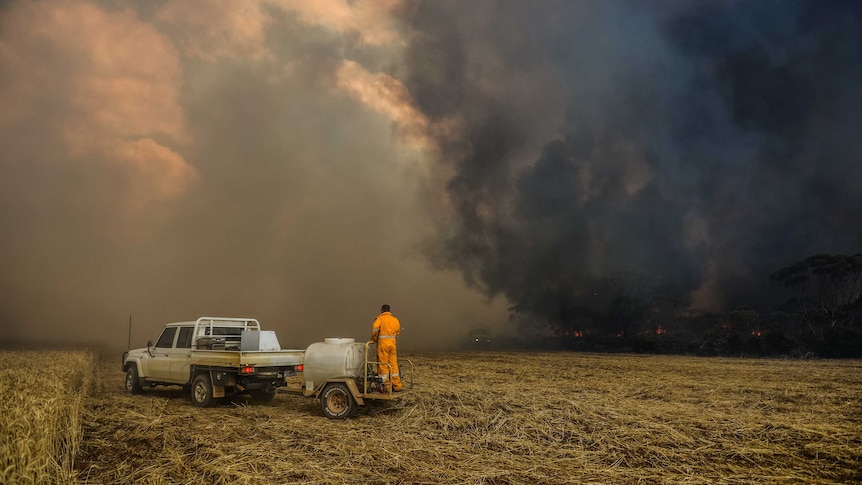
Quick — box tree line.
[507,253,862,358]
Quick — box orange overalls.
[370,311,402,391]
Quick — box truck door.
[169,326,194,383]
[148,327,177,381]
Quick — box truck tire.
[125,366,143,395]
[191,373,216,407]
[320,383,358,419]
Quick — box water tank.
[303,338,366,391]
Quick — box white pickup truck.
[122,317,304,407]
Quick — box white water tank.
[303,338,366,391]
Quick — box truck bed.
[189,349,304,368]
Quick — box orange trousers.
[376,338,402,391]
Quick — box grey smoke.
[1,0,859,351]
[405,0,862,323]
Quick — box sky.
[1,0,860,350]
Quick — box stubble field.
[2,350,861,484]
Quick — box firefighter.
[369,304,402,392]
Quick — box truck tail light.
[296,364,303,372]
[240,365,254,375]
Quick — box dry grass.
[1,350,860,484]
[0,349,96,485]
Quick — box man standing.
[369,304,402,392]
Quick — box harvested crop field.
[4,351,861,484]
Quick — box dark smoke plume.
[405,0,862,326]
[1,0,860,350]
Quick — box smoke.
[0,0,507,351]
[1,0,859,350]
[400,0,862,324]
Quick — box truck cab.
[143,322,195,384]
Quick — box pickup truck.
[122,317,304,407]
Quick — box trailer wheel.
[125,366,143,395]
[320,383,357,419]
[191,373,216,407]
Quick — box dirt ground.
[76,352,862,484]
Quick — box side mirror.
[147,341,154,357]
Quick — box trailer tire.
[191,373,216,407]
[125,366,143,395]
[320,383,357,419]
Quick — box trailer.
[283,338,414,419]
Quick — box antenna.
[128,314,132,350]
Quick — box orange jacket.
[371,312,401,342]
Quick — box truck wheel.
[320,383,357,419]
[191,374,216,407]
[125,366,143,395]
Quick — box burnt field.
[72,352,862,484]
[4,350,861,484]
